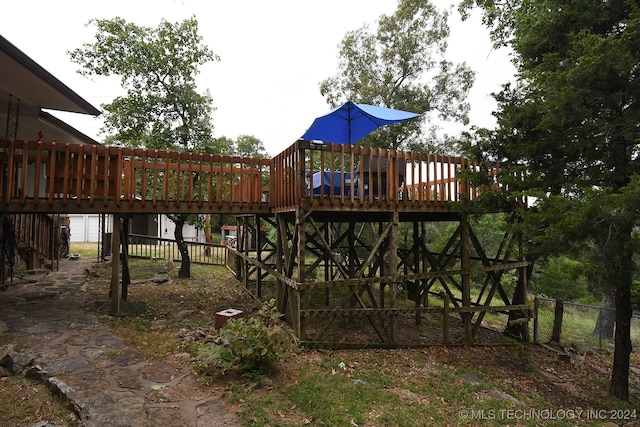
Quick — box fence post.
[598,306,603,349]
[533,296,539,344]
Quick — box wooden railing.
[1,139,523,215]
[270,140,515,212]
[126,233,227,265]
[9,212,55,263]
[0,139,270,214]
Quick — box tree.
[69,16,218,151]
[533,256,593,303]
[461,0,640,400]
[69,16,219,278]
[320,0,474,151]
[235,135,268,159]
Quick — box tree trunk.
[606,222,634,400]
[610,283,632,400]
[593,291,615,339]
[504,263,533,341]
[550,299,563,343]
[173,216,191,279]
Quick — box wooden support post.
[275,214,287,314]
[414,220,421,325]
[110,214,121,316]
[295,208,305,340]
[235,216,243,282]
[443,293,449,346]
[388,211,399,343]
[461,214,472,344]
[242,216,250,289]
[256,215,263,298]
[121,216,130,301]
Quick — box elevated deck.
[1,138,531,346]
[1,139,520,216]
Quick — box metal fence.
[533,296,640,349]
[126,233,228,265]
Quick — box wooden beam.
[110,214,121,316]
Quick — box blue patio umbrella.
[301,101,420,145]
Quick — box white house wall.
[68,214,111,242]
[68,214,198,243]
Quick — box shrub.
[196,299,290,378]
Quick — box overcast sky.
[3,0,514,155]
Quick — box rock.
[0,352,35,374]
[487,389,521,405]
[458,373,483,385]
[25,365,50,382]
[151,273,170,284]
[391,388,422,404]
[559,353,571,363]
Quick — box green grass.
[70,242,100,258]
[224,349,605,427]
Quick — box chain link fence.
[533,296,640,349]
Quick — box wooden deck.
[1,139,520,216]
[1,138,531,346]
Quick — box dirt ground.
[2,260,638,426]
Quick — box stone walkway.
[0,258,241,427]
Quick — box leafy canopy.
[461,0,640,400]
[321,0,474,151]
[69,16,219,150]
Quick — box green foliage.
[632,280,640,311]
[320,0,474,151]
[197,299,290,377]
[464,0,640,398]
[532,256,594,303]
[235,134,269,158]
[69,16,218,151]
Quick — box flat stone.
[86,390,145,427]
[22,291,58,301]
[151,273,170,284]
[38,344,67,361]
[1,315,33,330]
[80,347,106,360]
[459,372,483,384]
[27,321,66,334]
[197,398,239,427]
[69,317,99,329]
[146,385,182,403]
[65,333,92,346]
[95,334,125,349]
[487,389,521,405]
[34,281,55,287]
[145,406,187,426]
[390,387,422,404]
[140,363,179,383]
[62,369,110,395]
[176,374,213,401]
[46,358,89,375]
[112,367,143,390]
[0,295,25,305]
[113,348,146,366]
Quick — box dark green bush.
[196,299,290,377]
